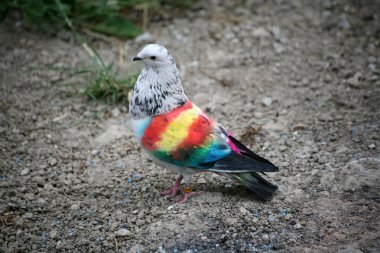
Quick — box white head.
[133,44,174,67]
[129,44,187,119]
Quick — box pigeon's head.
[133,44,174,67]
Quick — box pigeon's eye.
[150,56,156,60]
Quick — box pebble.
[24,193,35,201]
[271,26,287,43]
[301,77,309,86]
[319,114,333,122]
[91,149,101,156]
[261,97,273,107]
[293,123,307,131]
[339,17,351,29]
[294,223,302,229]
[268,215,276,222]
[261,234,270,241]
[137,212,145,219]
[115,229,132,237]
[368,56,376,64]
[346,72,362,88]
[37,198,46,204]
[22,213,33,219]
[252,27,271,38]
[66,229,75,237]
[368,143,376,149]
[111,108,120,117]
[20,168,30,176]
[48,157,58,166]
[368,63,378,72]
[49,230,58,239]
[70,203,80,210]
[239,207,249,215]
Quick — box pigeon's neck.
[129,64,188,119]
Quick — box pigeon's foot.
[175,186,202,204]
[160,185,181,197]
[160,175,183,197]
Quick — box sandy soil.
[1,0,379,252]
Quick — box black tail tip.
[228,172,278,200]
[251,183,278,200]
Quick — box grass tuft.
[83,63,137,104]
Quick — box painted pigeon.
[130,44,279,203]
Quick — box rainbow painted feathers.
[130,44,279,203]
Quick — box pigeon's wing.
[140,101,278,172]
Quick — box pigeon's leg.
[176,175,202,204]
[160,174,183,197]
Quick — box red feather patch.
[142,101,193,150]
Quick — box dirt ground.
[1,0,379,252]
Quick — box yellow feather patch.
[156,105,201,151]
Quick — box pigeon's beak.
[133,56,143,61]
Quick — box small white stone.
[261,97,273,107]
[115,229,132,237]
[252,27,271,38]
[368,143,376,149]
[268,214,276,222]
[271,26,287,43]
[22,213,33,219]
[48,157,58,166]
[20,168,30,176]
[112,108,120,117]
[91,149,101,155]
[239,207,249,215]
[70,203,80,210]
[37,198,46,204]
[261,234,269,241]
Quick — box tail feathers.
[212,151,279,173]
[226,172,278,200]
[228,135,276,166]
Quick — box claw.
[160,185,181,197]
[160,175,183,197]
[161,175,202,203]
[175,191,202,204]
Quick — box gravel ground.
[1,0,379,252]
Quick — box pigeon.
[130,44,279,203]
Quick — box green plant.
[2,0,195,37]
[45,61,137,104]
[82,63,137,104]
[52,0,137,104]
[3,0,143,38]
